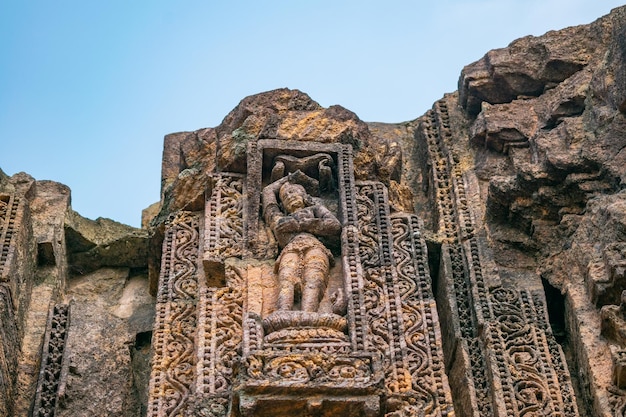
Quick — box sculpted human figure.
[262,171,341,313]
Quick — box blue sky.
[1,1,623,227]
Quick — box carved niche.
[147,140,453,417]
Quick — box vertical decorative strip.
[356,182,411,397]
[0,284,17,416]
[0,195,24,416]
[194,267,243,416]
[391,213,455,417]
[0,195,20,279]
[422,97,580,416]
[356,182,455,415]
[204,173,245,270]
[421,104,494,416]
[148,212,200,417]
[338,145,367,352]
[32,304,71,417]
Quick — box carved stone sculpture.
[262,168,341,313]
[10,8,626,413]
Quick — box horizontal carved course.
[32,303,70,417]
[243,353,379,387]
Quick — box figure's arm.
[262,177,288,230]
[298,204,341,236]
[262,177,299,235]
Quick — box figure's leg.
[276,251,300,311]
[301,248,330,312]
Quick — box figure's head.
[279,182,307,213]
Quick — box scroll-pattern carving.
[489,288,558,416]
[33,303,70,417]
[148,212,200,417]
[244,353,376,386]
[196,267,243,397]
[530,291,579,416]
[423,98,579,416]
[357,182,412,399]
[204,174,245,262]
[391,213,454,417]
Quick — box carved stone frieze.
[242,352,379,387]
[486,288,577,417]
[148,211,201,417]
[203,174,246,286]
[196,265,244,397]
[421,97,579,417]
[356,182,454,416]
[391,213,455,417]
[32,303,70,417]
[0,194,20,281]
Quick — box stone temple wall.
[3,5,626,416]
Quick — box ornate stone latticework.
[0,195,20,280]
[420,98,579,417]
[203,173,246,285]
[32,303,71,417]
[148,211,201,417]
[0,193,32,323]
[357,182,454,416]
[391,213,454,417]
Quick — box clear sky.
[1,1,623,227]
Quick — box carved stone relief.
[420,98,579,417]
[203,173,246,286]
[0,195,18,280]
[32,303,71,417]
[147,139,456,417]
[148,211,201,417]
[0,283,18,417]
[0,193,30,417]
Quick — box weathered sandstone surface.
[2,5,626,417]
